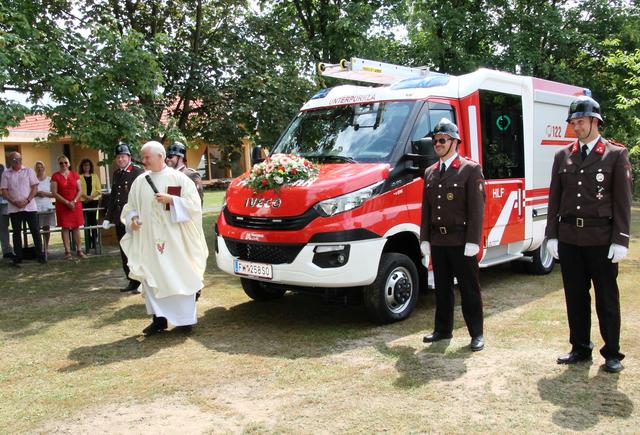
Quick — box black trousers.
[431,245,484,338]
[116,222,140,287]
[10,211,43,262]
[558,242,623,360]
[82,200,98,249]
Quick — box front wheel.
[363,253,419,324]
[241,278,287,301]
[525,239,555,275]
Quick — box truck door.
[479,91,526,248]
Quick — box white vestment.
[120,166,208,326]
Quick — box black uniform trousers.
[431,245,483,338]
[10,211,43,262]
[115,222,140,287]
[558,241,623,360]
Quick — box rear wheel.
[241,278,287,301]
[363,253,419,324]
[525,239,555,275]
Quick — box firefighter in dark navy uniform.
[102,142,145,293]
[165,141,204,204]
[546,96,632,373]
[420,119,486,351]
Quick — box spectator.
[0,162,14,260]
[51,155,86,259]
[34,161,56,256]
[79,158,101,252]
[0,152,46,266]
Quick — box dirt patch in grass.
[3,210,640,433]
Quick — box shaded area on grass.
[538,364,633,430]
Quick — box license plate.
[233,258,273,279]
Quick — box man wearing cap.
[165,141,204,204]
[103,143,144,293]
[546,96,632,373]
[420,119,486,351]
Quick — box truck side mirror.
[251,146,265,165]
[411,137,433,156]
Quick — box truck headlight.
[313,181,384,217]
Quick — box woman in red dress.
[51,155,86,259]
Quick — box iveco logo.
[245,197,282,208]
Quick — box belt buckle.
[439,226,447,235]
[576,218,584,228]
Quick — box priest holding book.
[120,141,209,335]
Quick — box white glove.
[546,238,559,260]
[608,243,628,263]
[102,220,110,230]
[420,241,431,256]
[464,243,480,257]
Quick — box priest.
[120,141,209,335]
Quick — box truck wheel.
[241,278,287,301]
[363,253,419,324]
[525,239,555,275]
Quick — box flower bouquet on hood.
[246,153,318,192]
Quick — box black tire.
[241,278,287,301]
[525,239,555,275]
[363,253,419,324]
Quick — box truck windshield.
[272,101,415,163]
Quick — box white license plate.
[233,258,273,279]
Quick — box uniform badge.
[596,173,604,182]
[447,192,454,200]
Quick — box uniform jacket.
[105,163,144,223]
[176,164,203,204]
[545,138,632,247]
[420,156,486,246]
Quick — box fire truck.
[214,57,586,323]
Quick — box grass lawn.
[203,190,226,210]
[1,208,639,433]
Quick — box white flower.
[274,176,284,184]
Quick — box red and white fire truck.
[214,57,586,323]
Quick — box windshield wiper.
[312,155,358,163]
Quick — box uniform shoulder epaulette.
[605,138,626,148]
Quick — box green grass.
[1,208,639,433]
[202,189,226,210]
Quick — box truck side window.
[479,90,525,179]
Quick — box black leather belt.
[431,224,466,235]
[559,215,612,228]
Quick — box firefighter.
[102,142,145,293]
[165,141,204,204]
[545,95,632,373]
[420,119,486,351]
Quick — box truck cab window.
[410,102,455,167]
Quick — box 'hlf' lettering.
[492,188,505,199]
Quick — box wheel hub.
[384,267,413,314]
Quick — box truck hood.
[226,163,390,217]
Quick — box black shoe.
[174,325,193,334]
[120,281,140,292]
[130,289,141,295]
[423,331,453,343]
[470,335,484,351]
[38,255,47,264]
[3,253,15,259]
[195,290,201,302]
[557,351,592,364]
[602,358,623,373]
[142,316,168,336]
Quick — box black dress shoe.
[142,316,168,336]
[470,335,484,351]
[130,289,141,295]
[603,358,623,373]
[557,351,592,364]
[423,331,453,343]
[120,281,140,292]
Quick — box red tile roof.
[7,114,51,132]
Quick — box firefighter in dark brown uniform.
[545,96,632,373]
[165,141,204,204]
[420,119,486,351]
[102,143,145,293]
